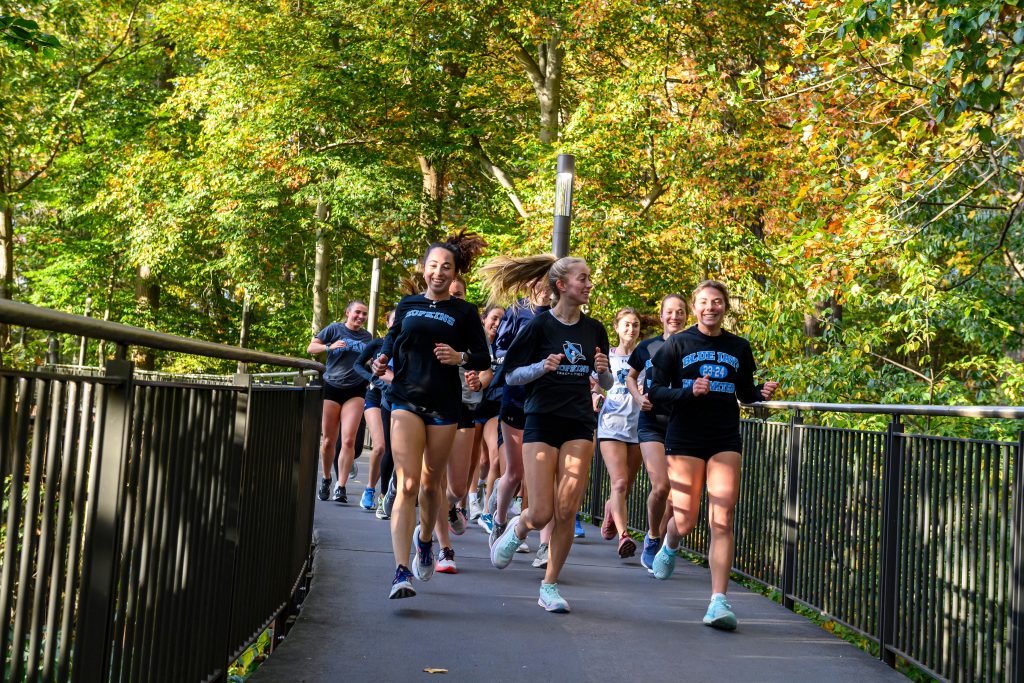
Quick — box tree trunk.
[513,34,564,144]
[418,156,445,241]
[312,199,331,339]
[133,264,160,369]
[803,296,842,356]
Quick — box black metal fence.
[1,300,323,682]
[582,402,1024,683]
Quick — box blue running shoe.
[703,594,738,630]
[359,487,375,511]
[651,543,677,580]
[389,564,416,599]
[412,524,435,582]
[478,512,493,535]
[574,513,585,538]
[640,534,660,571]
[538,583,570,613]
[489,515,522,569]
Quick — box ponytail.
[479,253,557,306]
[424,230,487,275]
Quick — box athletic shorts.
[500,403,526,431]
[391,403,457,427]
[523,414,594,449]
[324,382,368,405]
[364,397,381,410]
[637,423,666,445]
[458,403,478,430]
[598,437,639,445]
[473,398,501,425]
[666,438,743,461]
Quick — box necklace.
[551,308,580,325]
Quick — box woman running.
[468,304,505,522]
[476,258,551,552]
[647,280,778,629]
[626,294,687,569]
[488,255,612,613]
[596,308,643,558]
[308,300,372,503]
[354,310,396,512]
[372,233,491,599]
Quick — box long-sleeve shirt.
[380,294,490,420]
[491,299,550,409]
[354,337,388,404]
[502,310,610,429]
[647,325,763,447]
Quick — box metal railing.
[583,401,1024,683]
[1,300,324,682]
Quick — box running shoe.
[640,534,660,571]
[412,524,435,582]
[651,543,677,580]
[436,546,458,574]
[359,487,375,511]
[332,484,347,504]
[574,513,585,538]
[389,564,416,599]
[350,460,358,479]
[511,496,523,516]
[488,518,506,548]
[538,583,570,613]
[375,495,390,520]
[489,515,522,569]
[617,531,637,558]
[448,506,467,536]
[478,512,494,535]
[487,478,500,514]
[600,510,617,540]
[703,594,738,631]
[469,498,483,521]
[516,540,530,553]
[383,489,396,518]
[532,543,549,568]
[317,477,332,501]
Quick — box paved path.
[251,478,905,683]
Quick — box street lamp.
[552,154,575,258]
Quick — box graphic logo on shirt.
[562,341,585,364]
[616,366,630,385]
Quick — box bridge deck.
[250,476,904,683]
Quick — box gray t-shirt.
[597,351,640,442]
[317,323,373,388]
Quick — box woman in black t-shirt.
[488,256,612,614]
[372,233,491,600]
[647,280,779,631]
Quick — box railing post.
[222,373,250,671]
[1011,429,1024,683]
[588,440,603,520]
[781,410,803,611]
[73,359,134,683]
[878,414,905,668]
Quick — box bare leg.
[705,451,741,595]
[664,456,706,547]
[318,400,342,479]
[364,406,385,489]
[494,422,524,526]
[389,411,426,565]
[336,396,366,487]
[641,440,670,538]
[600,440,632,536]
[543,439,594,584]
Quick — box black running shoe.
[332,485,347,504]
[317,477,331,501]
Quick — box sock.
[711,592,727,602]
[664,538,680,551]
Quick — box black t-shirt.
[503,310,610,429]
[647,325,763,447]
[492,299,551,409]
[627,334,672,430]
[380,294,490,420]
[354,337,387,404]
[316,322,373,388]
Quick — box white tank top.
[597,351,639,442]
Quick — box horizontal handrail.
[0,299,324,373]
[751,400,1024,419]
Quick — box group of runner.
[308,231,778,629]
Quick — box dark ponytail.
[424,230,487,275]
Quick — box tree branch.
[868,350,932,384]
[471,136,528,219]
[939,187,1024,291]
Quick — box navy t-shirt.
[316,323,373,388]
[627,334,673,432]
[503,310,610,429]
[380,294,490,420]
[492,299,550,410]
[354,337,388,405]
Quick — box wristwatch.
[459,351,468,366]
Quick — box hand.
[594,347,609,374]
[760,381,779,400]
[692,375,711,397]
[434,343,462,365]
[327,339,347,351]
[465,370,482,391]
[543,353,564,373]
[371,354,389,376]
[639,396,653,411]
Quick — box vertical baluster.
[879,414,904,667]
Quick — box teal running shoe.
[489,515,522,569]
[651,544,677,580]
[703,594,738,630]
[538,583,570,613]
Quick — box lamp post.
[368,257,381,336]
[552,154,575,258]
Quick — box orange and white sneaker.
[436,546,458,574]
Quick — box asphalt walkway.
[250,476,905,683]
